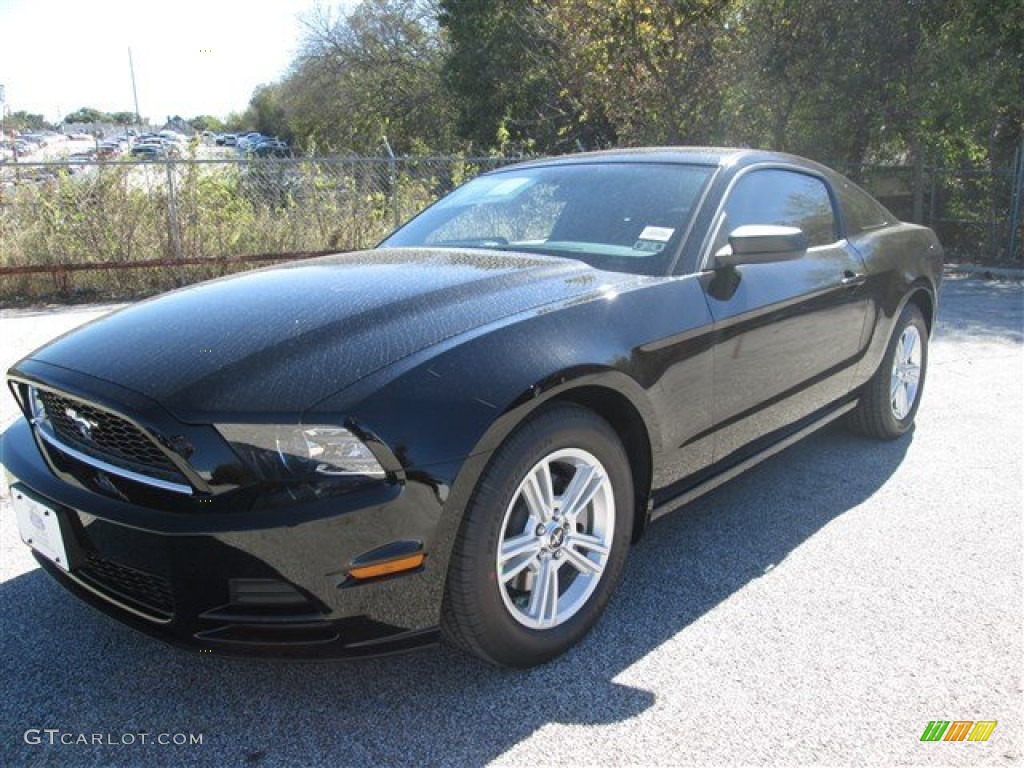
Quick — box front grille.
[35,389,184,482]
[78,552,175,620]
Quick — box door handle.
[841,270,864,285]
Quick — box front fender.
[312,316,664,477]
[306,276,713,601]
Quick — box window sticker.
[633,239,664,253]
[485,177,532,198]
[638,225,674,242]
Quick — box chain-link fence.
[835,144,1024,265]
[0,156,521,302]
[1,150,1021,303]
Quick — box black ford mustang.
[4,148,942,668]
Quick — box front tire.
[849,302,929,439]
[441,403,634,668]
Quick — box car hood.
[27,248,622,421]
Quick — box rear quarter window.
[835,179,895,236]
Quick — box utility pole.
[1,83,20,181]
[128,48,141,126]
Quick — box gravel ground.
[0,276,1021,767]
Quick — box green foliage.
[3,0,1019,302]
[915,0,1023,168]
[63,107,138,125]
[275,0,454,154]
[439,0,599,152]
[189,115,226,133]
[549,0,731,147]
[137,0,1017,170]
[0,156,504,302]
[109,112,139,125]
[5,111,54,132]
[243,85,291,141]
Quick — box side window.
[718,169,838,249]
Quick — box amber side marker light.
[349,553,426,580]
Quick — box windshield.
[381,162,714,275]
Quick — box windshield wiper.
[433,237,510,249]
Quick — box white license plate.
[12,487,70,572]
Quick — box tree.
[439,0,605,152]
[275,0,455,153]
[724,0,935,165]
[240,0,1019,177]
[110,111,138,125]
[916,0,1023,168]
[62,107,137,125]
[440,0,733,151]
[5,111,52,132]
[548,0,732,147]
[243,84,290,140]
[189,115,226,133]
[64,107,109,124]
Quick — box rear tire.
[848,302,928,439]
[441,403,633,668]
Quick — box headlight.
[217,424,386,482]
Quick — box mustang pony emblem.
[64,407,97,441]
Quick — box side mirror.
[714,225,808,268]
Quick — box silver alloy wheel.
[496,448,615,629]
[890,324,923,420]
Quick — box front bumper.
[4,417,449,659]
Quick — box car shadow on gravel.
[0,421,911,767]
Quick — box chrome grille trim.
[21,382,195,496]
[36,388,179,474]
[35,425,194,495]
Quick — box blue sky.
[0,0,354,123]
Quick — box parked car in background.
[236,133,264,152]
[250,140,292,158]
[129,144,165,159]
[4,148,942,668]
[95,143,121,159]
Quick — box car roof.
[502,146,835,176]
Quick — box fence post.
[912,146,925,224]
[928,161,938,226]
[383,137,400,229]
[165,159,184,271]
[1008,139,1023,263]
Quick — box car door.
[699,167,870,461]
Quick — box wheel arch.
[550,386,654,542]
[462,370,660,544]
[905,284,936,336]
